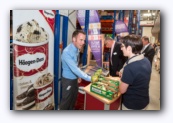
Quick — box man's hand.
[78,78,82,84]
[116,71,119,76]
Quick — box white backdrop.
[0,0,171,123]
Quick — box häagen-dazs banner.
[13,10,55,110]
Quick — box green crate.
[90,83,118,100]
[109,80,119,86]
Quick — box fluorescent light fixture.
[143,13,155,16]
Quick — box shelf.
[100,20,114,23]
[100,19,114,34]
[101,30,114,34]
[101,30,113,32]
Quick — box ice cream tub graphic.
[12,13,55,110]
[13,40,49,77]
[13,40,49,110]
[13,19,49,77]
[34,73,54,110]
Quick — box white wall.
[68,10,77,44]
[142,27,152,37]
[142,27,155,44]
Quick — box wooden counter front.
[83,76,121,110]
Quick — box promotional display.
[77,10,102,67]
[90,70,119,100]
[115,20,128,34]
[13,10,55,110]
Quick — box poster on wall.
[77,10,102,67]
[13,10,55,110]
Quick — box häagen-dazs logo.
[38,87,52,100]
[43,10,55,19]
[16,53,46,72]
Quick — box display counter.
[83,77,121,110]
[74,65,121,110]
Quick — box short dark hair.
[120,34,143,54]
[142,36,149,43]
[72,30,86,38]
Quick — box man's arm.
[62,52,91,81]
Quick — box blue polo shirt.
[61,43,91,81]
[121,57,151,109]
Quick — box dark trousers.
[59,77,78,110]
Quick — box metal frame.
[112,10,116,39]
[122,10,124,22]
[130,10,134,34]
[119,10,124,21]
[82,10,90,66]
[117,10,124,42]
[54,10,61,110]
[128,10,133,34]
[137,10,141,35]
[54,10,69,110]
[62,16,68,49]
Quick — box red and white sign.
[13,10,55,110]
[13,41,48,77]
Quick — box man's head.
[141,36,150,46]
[120,35,143,57]
[72,30,86,50]
[104,36,114,48]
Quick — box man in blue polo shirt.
[59,30,91,110]
[119,35,151,110]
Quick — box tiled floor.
[146,61,160,110]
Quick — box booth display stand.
[83,83,121,110]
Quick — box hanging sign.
[77,10,102,67]
[115,20,129,34]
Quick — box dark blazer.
[142,44,155,65]
[109,42,127,77]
